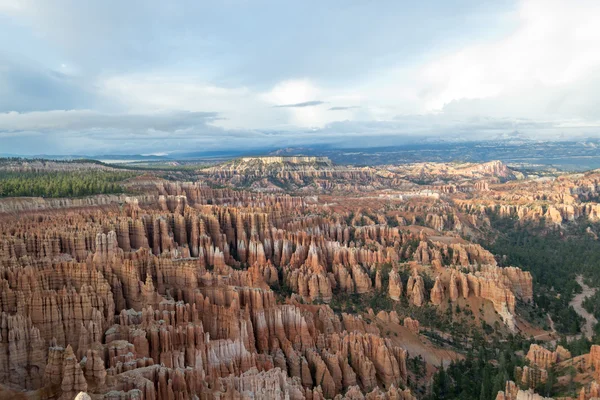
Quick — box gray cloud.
[1,1,513,88]
[274,101,325,108]
[0,57,96,113]
[3,108,591,156]
[328,106,361,111]
[0,110,218,132]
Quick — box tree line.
[483,215,600,335]
[0,170,137,198]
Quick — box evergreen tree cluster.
[484,216,600,334]
[426,346,522,400]
[0,170,137,198]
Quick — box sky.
[1,0,600,155]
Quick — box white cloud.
[316,0,600,127]
[98,74,283,130]
[4,0,600,155]
[259,79,372,128]
[414,0,600,118]
[0,0,27,13]
[100,75,251,113]
[98,75,364,130]
[262,79,320,106]
[264,82,327,128]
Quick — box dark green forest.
[422,214,600,399]
[426,338,527,400]
[0,170,137,198]
[583,292,600,320]
[484,215,600,335]
[426,331,600,400]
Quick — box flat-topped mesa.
[0,159,114,173]
[212,156,335,174]
[199,156,393,191]
[388,160,516,181]
[239,156,333,165]
[469,160,513,178]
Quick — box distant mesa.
[238,156,332,165]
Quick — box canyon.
[0,157,599,399]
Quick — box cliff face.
[195,158,519,194]
[453,169,600,227]
[0,195,157,214]
[526,344,571,369]
[200,156,374,192]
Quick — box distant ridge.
[239,156,332,165]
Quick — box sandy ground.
[381,322,463,368]
[571,275,598,339]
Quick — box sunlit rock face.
[526,344,571,369]
[0,160,542,399]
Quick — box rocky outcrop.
[590,345,600,372]
[448,271,459,301]
[407,274,426,307]
[526,344,571,369]
[0,313,46,389]
[403,318,419,334]
[496,380,552,400]
[82,348,106,386]
[60,345,87,400]
[579,381,600,400]
[388,268,403,301]
[430,277,444,305]
[339,384,417,399]
[516,365,547,389]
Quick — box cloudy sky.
[1,0,600,155]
